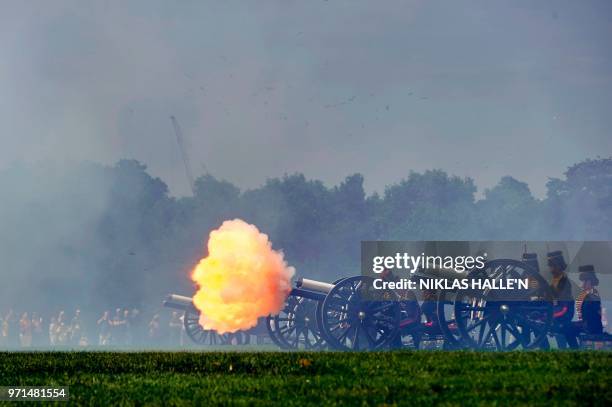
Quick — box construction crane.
[170,115,196,195]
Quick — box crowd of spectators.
[0,308,186,349]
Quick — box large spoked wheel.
[454,259,553,351]
[265,314,287,348]
[320,276,401,351]
[270,294,326,350]
[183,310,231,345]
[436,289,468,349]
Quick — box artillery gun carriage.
[163,258,556,351]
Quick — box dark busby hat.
[547,250,567,271]
[522,253,540,273]
[578,265,599,285]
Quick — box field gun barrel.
[163,294,198,313]
[288,277,335,302]
[296,278,334,293]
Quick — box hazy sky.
[2,0,611,197]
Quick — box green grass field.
[1,351,610,406]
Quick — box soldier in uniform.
[148,314,162,346]
[168,312,183,347]
[31,312,44,348]
[565,265,605,348]
[70,309,82,346]
[547,251,574,348]
[6,309,19,348]
[18,312,32,348]
[519,253,542,343]
[522,252,542,292]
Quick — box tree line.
[0,158,610,312]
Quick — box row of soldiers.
[0,308,187,348]
[524,250,608,348]
[0,309,83,348]
[96,309,186,346]
[96,308,144,346]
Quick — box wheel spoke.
[364,327,376,347]
[514,314,547,333]
[352,325,361,349]
[478,322,494,347]
[337,324,354,342]
[466,318,487,333]
[490,325,501,350]
[369,302,395,314]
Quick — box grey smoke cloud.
[1,0,611,197]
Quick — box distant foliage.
[544,158,612,239]
[0,158,610,311]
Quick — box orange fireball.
[191,219,294,333]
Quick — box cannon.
[389,258,554,351]
[164,256,555,351]
[273,272,461,351]
[265,278,334,350]
[433,259,553,350]
[453,259,553,350]
[265,278,330,350]
[268,276,402,351]
[289,258,553,352]
[162,294,249,345]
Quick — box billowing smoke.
[191,219,294,333]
